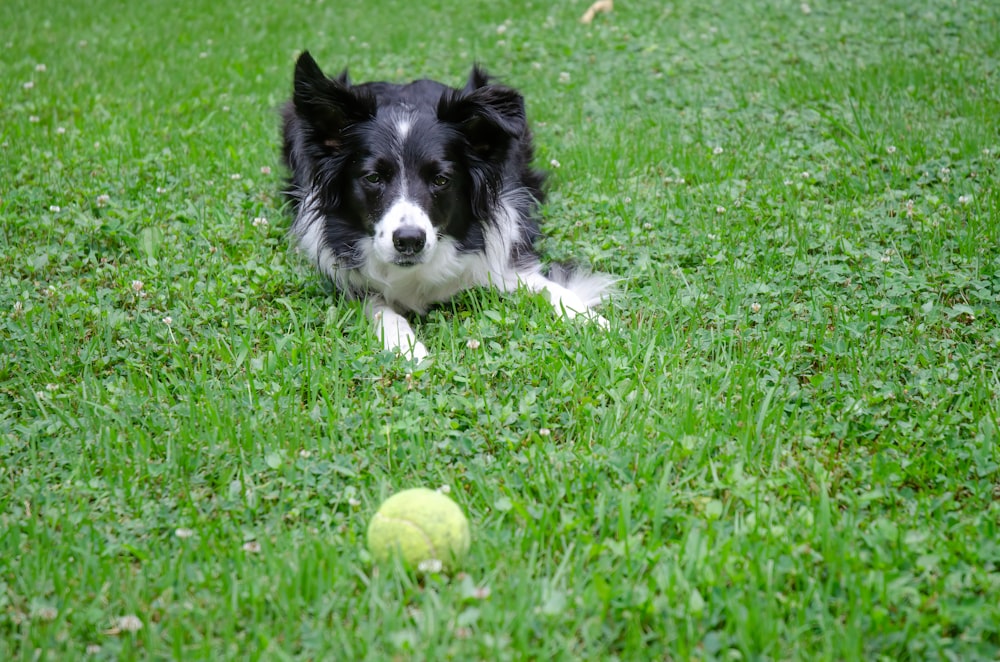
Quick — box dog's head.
[284,51,532,269]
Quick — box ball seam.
[371,513,440,561]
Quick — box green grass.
[2,0,999,659]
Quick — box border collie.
[281,51,612,361]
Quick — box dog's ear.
[332,67,352,87]
[292,51,374,149]
[438,84,527,160]
[463,64,493,92]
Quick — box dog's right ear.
[463,64,493,92]
[292,51,374,149]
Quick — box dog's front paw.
[552,295,610,330]
[570,308,610,330]
[383,334,430,364]
[587,310,611,330]
[400,341,430,363]
[372,306,431,364]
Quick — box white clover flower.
[112,615,143,632]
[558,72,571,84]
[96,194,110,207]
[131,280,144,293]
[174,527,194,539]
[242,541,261,553]
[549,159,561,169]
[886,145,897,154]
[958,195,972,206]
[716,206,726,214]
[466,338,481,350]
[252,216,269,228]
[712,146,724,155]
[35,63,47,72]
[260,165,272,175]
[750,302,761,313]
[417,559,443,573]
[48,205,60,212]
[23,81,35,90]
[33,605,58,621]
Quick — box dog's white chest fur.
[350,237,485,314]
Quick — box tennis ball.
[367,488,470,572]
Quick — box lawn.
[2,0,999,659]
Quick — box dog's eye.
[431,175,450,188]
[363,173,382,185]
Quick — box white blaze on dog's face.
[354,110,463,268]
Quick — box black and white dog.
[281,51,611,361]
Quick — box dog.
[281,51,612,361]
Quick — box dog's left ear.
[438,85,527,160]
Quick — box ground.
[1,0,999,659]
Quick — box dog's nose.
[392,226,426,256]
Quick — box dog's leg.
[509,270,612,329]
[366,297,429,362]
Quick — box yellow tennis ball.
[367,488,471,572]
